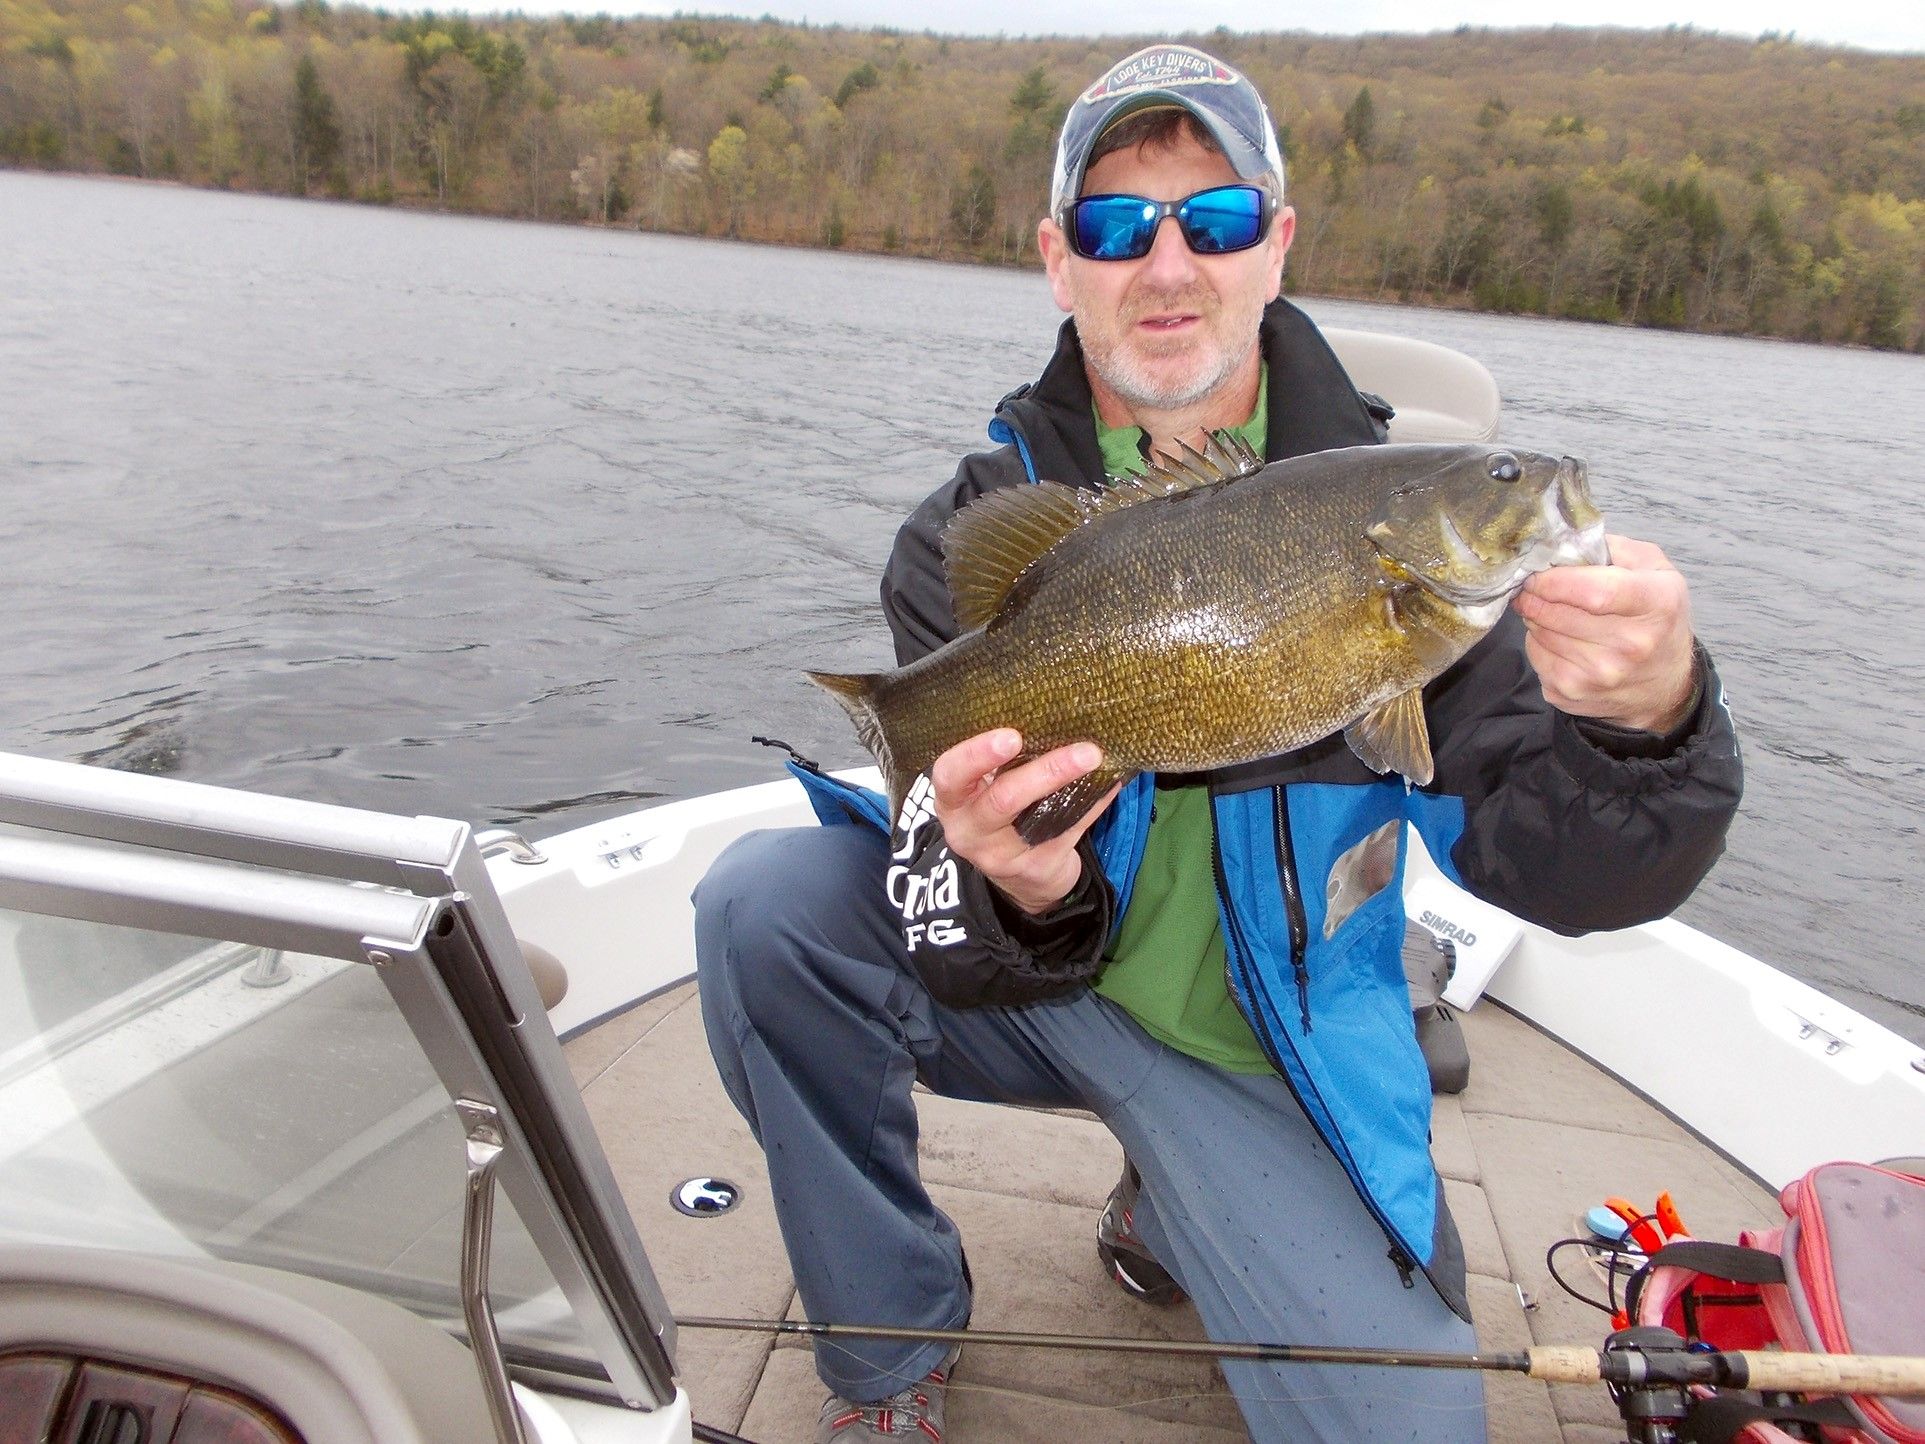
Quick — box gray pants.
[693,823,1486,1443]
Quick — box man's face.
[1038,128,1295,415]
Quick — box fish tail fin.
[805,670,911,819]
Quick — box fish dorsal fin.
[1343,688,1436,786]
[1088,429,1265,515]
[1066,429,1266,527]
[943,480,1091,632]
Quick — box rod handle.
[1738,1351,1925,1397]
[1525,1346,1605,1384]
[1525,1346,1925,1398]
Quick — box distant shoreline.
[12,166,1897,356]
[6,11,1919,351]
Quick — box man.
[694,42,1741,1443]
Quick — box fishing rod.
[680,1313,1925,1396]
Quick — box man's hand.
[1512,533,1699,734]
[931,729,1118,916]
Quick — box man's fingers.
[924,732,1111,915]
[1514,530,1698,731]
[1519,556,1683,626]
[928,730,1107,840]
[982,742,1105,826]
[1520,564,1632,617]
[1601,533,1666,570]
[1515,588,1629,644]
[929,728,1023,809]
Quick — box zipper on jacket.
[1213,802,1427,1301]
[1271,787,1312,1032]
[1213,828,1288,1082]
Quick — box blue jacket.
[792,299,1744,1317]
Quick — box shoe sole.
[1096,1235,1186,1306]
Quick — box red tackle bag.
[1628,1161,1925,1444]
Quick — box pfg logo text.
[904,918,967,951]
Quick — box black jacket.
[872,298,1743,1008]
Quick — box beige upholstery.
[518,939,569,1012]
[1324,327,1504,443]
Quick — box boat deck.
[564,983,1778,1443]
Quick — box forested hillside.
[4,3,1921,348]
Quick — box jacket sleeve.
[874,449,1117,1004]
[1423,611,1742,935]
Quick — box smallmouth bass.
[811,436,1607,840]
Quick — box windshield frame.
[0,750,677,1410]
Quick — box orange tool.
[1602,1196,1666,1254]
[1654,1191,1689,1241]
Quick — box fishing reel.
[1599,1324,1840,1444]
[1603,1326,1695,1444]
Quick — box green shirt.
[1087,380,1276,1075]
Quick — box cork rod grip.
[1525,1346,1604,1384]
[1523,1345,1925,1397]
[1736,1351,1925,1397]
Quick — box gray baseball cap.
[1050,44,1287,220]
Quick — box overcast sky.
[463,0,1923,55]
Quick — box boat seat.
[518,938,569,1012]
[0,1244,502,1444]
[1324,327,1503,443]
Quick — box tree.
[1343,85,1375,160]
[834,61,878,109]
[707,122,751,234]
[758,64,793,103]
[189,68,242,185]
[1535,180,1575,251]
[415,49,488,203]
[949,161,995,249]
[1005,62,1056,159]
[1009,63,1055,118]
[292,53,341,192]
[1533,179,1576,309]
[333,37,409,199]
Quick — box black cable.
[1544,1235,1645,1317]
[693,1423,762,1444]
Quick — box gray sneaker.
[1096,1161,1186,1305]
[816,1345,960,1441]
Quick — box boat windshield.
[0,757,676,1409]
[0,906,585,1361]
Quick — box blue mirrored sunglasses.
[1067,184,1273,261]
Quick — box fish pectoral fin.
[1343,690,1436,786]
[1013,765,1131,846]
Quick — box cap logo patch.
[1082,44,1236,103]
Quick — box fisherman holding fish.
[694,42,1741,1444]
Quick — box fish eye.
[1489,453,1521,482]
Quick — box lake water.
[3,171,1922,1047]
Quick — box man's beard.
[1077,282,1263,413]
